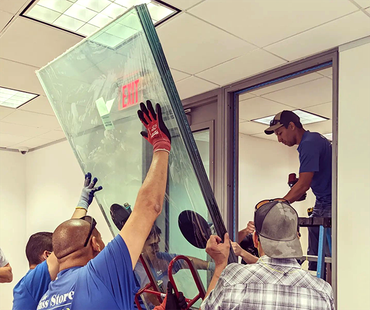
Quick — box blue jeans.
[308,198,332,271]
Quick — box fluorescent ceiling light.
[252,109,328,126]
[0,87,38,109]
[23,0,178,37]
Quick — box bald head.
[53,219,91,259]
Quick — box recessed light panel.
[0,87,38,108]
[252,109,328,126]
[23,0,177,36]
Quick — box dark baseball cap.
[254,200,302,258]
[264,110,301,135]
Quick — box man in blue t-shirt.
[37,101,183,310]
[12,173,103,310]
[265,110,332,270]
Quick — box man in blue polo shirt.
[264,110,332,270]
[37,101,181,310]
[12,172,102,310]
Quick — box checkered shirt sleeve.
[201,256,335,310]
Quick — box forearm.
[186,256,209,270]
[284,182,309,204]
[71,208,87,219]
[204,264,225,300]
[240,250,258,264]
[238,229,249,243]
[0,264,13,283]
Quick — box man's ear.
[41,250,50,261]
[91,236,101,252]
[252,231,259,248]
[289,121,296,130]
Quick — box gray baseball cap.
[254,200,303,258]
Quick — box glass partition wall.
[37,5,233,309]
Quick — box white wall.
[337,38,370,310]
[238,134,316,258]
[0,151,27,310]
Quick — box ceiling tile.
[0,106,15,120]
[0,121,50,137]
[0,133,29,147]
[239,97,290,121]
[305,120,332,134]
[196,49,286,85]
[353,0,370,8]
[304,102,332,119]
[19,95,55,115]
[163,0,204,10]
[0,0,29,14]
[157,13,255,74]
[239,92,256,102]
[317,67,333,77]
[37,130,66,141]
[189,0,358,47]
[0,10,13,31]
[239,120,266,135]
[251,72,323,96]
[265,11,370,61]
[0,17,82,68]
[262,78,332,108]
[0,59,44,95]
[11,137,54,149]
[250,132,278,142]
[170,68,190,82]
[1,110,62,129]
[175,76,218,99]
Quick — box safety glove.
[76,172,103,211]
[137,100,171,153]
[165,282,187,310]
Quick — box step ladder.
[298,217,332,279]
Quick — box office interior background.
[0,0,369,309]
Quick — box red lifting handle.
[168,255,206,310]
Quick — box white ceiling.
[0,0,369,150]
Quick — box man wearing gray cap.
[201,199,334,310]
[264,110,332,271]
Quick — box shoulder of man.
[218,262,261,286]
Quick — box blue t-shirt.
[13,260,51,310]
[297,131,332,204]
[37,235,137,310]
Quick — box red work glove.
[137,100,171,153]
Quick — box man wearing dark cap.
[36,101,184,310]
[201,199,334,310]
[264,110,332,270]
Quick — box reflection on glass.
[36,5,225,309]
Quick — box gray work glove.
[77,172,103,210]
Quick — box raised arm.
[120,100,171,269]
[46,173,102,279]
[0,263,13,283]
[231,241,258,264]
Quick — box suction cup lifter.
[110,203,132,230]
[178,210,214,249]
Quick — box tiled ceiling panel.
[175,76,219,99]
[353,0,370,8]
[0,133,29,147]
[305,120,332,134]
[157,13,256,74]
[196,49,286,85]
[0,10,13,31]
[0,107,15,120]
[0,0,29,14]
[262,78,332,108]
[239,120,266,135]
[0,59,44,95]
[189,0,358,47]
[0,17,82,67]
[19,96,55,116]
[171,68,190,82]
[1,110,61,130]
[0,121,50,138]
[239,97,290,121]
[305,102,332,119]
[250,132,278,142]
[265,11,370,61]
[163,0,204,10]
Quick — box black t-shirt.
[239,234,259,264]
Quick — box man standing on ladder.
[264,110,332,271]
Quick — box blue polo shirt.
[37,235,137,310]
[297,131,332,204]
[13,261,51,310]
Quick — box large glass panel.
[36,5,231,309]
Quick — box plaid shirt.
[201,256,335,310]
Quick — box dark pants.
[308,199,332,271]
